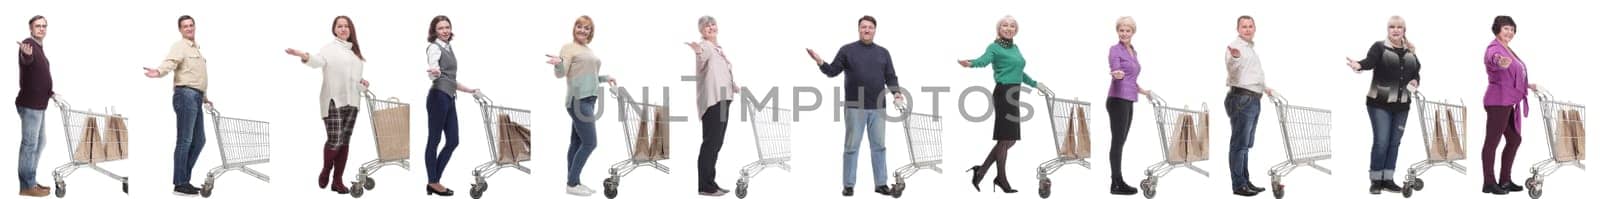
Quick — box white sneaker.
[567,184,596,196]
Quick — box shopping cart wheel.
[122,181,129,194]
[1140,178,1157,199]
[735,179,749,199]
[469,182,485,199]
[1038,178,1052,198]
[1526,177,1542,199]
[1271,180,1284,199]
[201,182,215,198]
[1412,178,1423,191]
[889,182,905,198]
[603,177,620,199]
[53,181,65,198]
[362,177,376,190]
[350,183,365,198]
[1401,179,1414,198]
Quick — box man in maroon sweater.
[16,15,53,197]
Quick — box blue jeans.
[1224,93,1261,188]
[172,87,206,186]
[566,96,599,186]
[1366,106,1408,180]
[18,107,47,189]
[842,108,888,187]
[424,90,460,184]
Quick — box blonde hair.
[1116,16,1136,32]
[1389,15,1415,51]
[996,15,1018,39]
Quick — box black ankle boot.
[1369,180,1382,195]
[1381,180,1404,193]
[1500,181,1524,192]
[1482,183,1508,195]
[1111,181,1138,195]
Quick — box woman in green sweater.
[959,15,1052,194]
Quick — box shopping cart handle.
[50,96,70,110]
[1269,93,1289,105]
[472,90,492,105]
[205,103,221,116]
[1145,92,1165,105]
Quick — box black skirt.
[992,84,1022,140]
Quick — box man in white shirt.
[1224,15,1274,197]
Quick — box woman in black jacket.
[1344,16,1421,195]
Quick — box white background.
[2,0,1595,198]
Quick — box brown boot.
[19,185,49,197]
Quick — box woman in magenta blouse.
[1105,16,1150,196]
[1479,15,1537,195]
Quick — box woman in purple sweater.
[1105,16,1150,196]
[1479,15,1537,195]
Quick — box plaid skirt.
[324,102,360,149]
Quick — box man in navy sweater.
[16,15,54,197]
[806,15,905,197]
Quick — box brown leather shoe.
[19,186,50,197]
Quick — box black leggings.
[1106,98,1135,184]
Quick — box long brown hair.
[334,16,364,61]
[428,15,452,43]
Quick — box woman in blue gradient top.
[544,15,615,197]
[958,15,1052,194]
[1342,16,1420,195]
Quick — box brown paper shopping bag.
[1059,108,1078,158]
[1445,110,1466,159]
[1188,112,1210,161]
[1428,110,1447,160]
[495,113,532,163]
[102,117,129,161]
[632,109,654,161]
[1168,114,1194,162]
[373,106,411,160]
[73,117,101,163]
[1073,106,1092,159]
[1571,110,1586,160]
[648,105,671,160]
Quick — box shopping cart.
[1400,91,1470,198]
[467,91,534,199]
[349,91,412,198]
[1265,94,1334,199]
[1526,90,1587,199]
[1138,92,1210,199]
[1035,95,1092,199]
[602,90,672,199]
[734,103,793,199]
[884,101,944,198]
[48,97,130,198]
[199,104,272,198]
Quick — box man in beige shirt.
[141,15,208,196]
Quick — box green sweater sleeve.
[969,43,998,68]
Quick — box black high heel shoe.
[993,180,1018,193]
[427,185,455,196]
[966,166,983,192]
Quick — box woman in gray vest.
[423,15,478,196]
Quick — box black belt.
[1228,87,1262,98]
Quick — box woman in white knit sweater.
[283,15,368,195]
